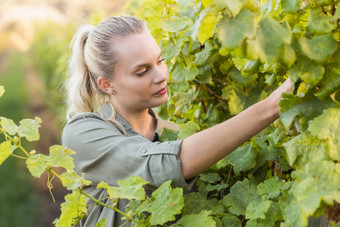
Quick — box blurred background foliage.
[0,0,129,226]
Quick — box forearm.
[180,98,277,179]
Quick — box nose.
[153,64,168,84]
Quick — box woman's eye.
[137,69,148,76]
[158,58,166,63]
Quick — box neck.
[110,100,156,140]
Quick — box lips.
[154,86,167,96]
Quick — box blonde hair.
[65,15,146,120]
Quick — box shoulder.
[61,112,123,143]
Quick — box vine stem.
[193,80,229,103]
[0,128,30,157]
[79,190,145,226]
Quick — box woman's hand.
[265,78,293,120]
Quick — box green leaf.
[290,161,340,217]
[278,193,307,227]
[47,145,76,170]
[0,141,11,165]
[223,178,259,215]
[60,171,92,190]
[175,210,215,227]
[315,66,340,100]
[299,34,337,63]
[283,133,330,168]
[287,58,324,89]
[217,9,256,50]
[225,0,251,17]
[26,154,48,178]
[95,219,106,227]
[159,128,179,142]
[279,92,333,131]
[308,108,340,160]
[55,190,87,227]
[172,64,199,82]
[257,176,287,199]
[162,38,183,60]
[223,144,256,174]
[149,180,184,225]
[182,192,220,215]
[0,86,4,98]
[0,117,19,136]
[221,214,242,227]
[195,41,214,66]
[18,118,41,142]
[281,0,300,14]
[199,172,221,183]
[307,8,337,35]
[198,12,216,44]
[162,16,193,32]
[245,196,273,220]
[97,176,148,200]
[178,121,200,139]
[247,17,292,63]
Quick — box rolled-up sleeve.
[61,113,193,191]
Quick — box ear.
[97,76,114,95]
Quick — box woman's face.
[110,30,168,113]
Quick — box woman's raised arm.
[179,78,293,179]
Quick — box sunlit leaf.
[0,141,11,165]
[178,121,200,139]
[18,118,41,142]
[175,210,215,227]
[149,180,184,225]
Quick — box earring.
[111,90,117,95]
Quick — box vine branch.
[193,80,229,103]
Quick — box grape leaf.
[178,121,200,139]
[60,171,92,190]
[149,180,184,225]
[291,161,340,217]
[26,154,49,178]
[182,192,221,215]
[162,16,193,32]
[0,117,19,136]
[282,133,330,168]
[299,34,337,63]
[18,118,41,142]
[159,128,179,142]
[0,141,11,165]
[47,145,76,170]
[55,190,87,227]
[224,0,251,17]
[307,8,337,35]
[221,214,242,227]
[199,172,221,183]
[0,86,4,98]
[257,176,287,199]
[315,66,340,100]
[281,0,300,14]
[95,219,106,227]
[172,63,199,82]
[162,38,183,60]
[308,108,340,160]
[223,144,256,174]
[174,210,215,227]
[198,11,216,44]
[278,193,307,227]
[245,196,273,220]
[217,9,256,50]
[97,176,148,200]
[223,178,259,215]
[247,17,292,63]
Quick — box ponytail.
[65,24,100,120]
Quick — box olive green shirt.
[61,103,195,226]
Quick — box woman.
[62,15,293,226]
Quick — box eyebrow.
[132,50,163,71]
